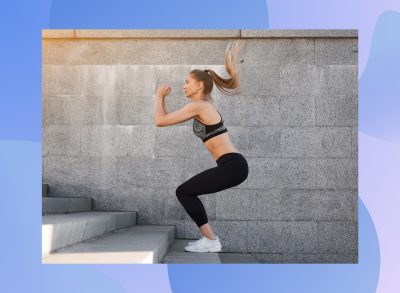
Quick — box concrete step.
[42,211,137,257]
[42,225,176,264]
[42,183,49,197]
[161,239,259,264]
[42,196,92,215]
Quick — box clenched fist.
[156,84,172,98]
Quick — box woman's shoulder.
[191,100,219,122]
[195,100,218,112]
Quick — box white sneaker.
[187,236,207,246]
[184,236,222,253]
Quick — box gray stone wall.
[42,29,358,263]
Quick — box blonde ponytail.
[189,40,243,98]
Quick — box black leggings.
[175,152,249,227]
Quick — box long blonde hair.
[190,40,242,101]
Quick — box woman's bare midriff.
[204,133,240,161]
[195,101,240,161]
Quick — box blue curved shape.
[0,0,51,141]
[49,0,268,28]
[359,10,400,142]
[168,198,379,293]
[0,140,125,293]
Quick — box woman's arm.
[154,95,168,125]
[162,95,168,113]
[155,98,202,127]
[154,83,201,127]
[154,84,171,125]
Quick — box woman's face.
[183,74,202,98]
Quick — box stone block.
[46,184,92,198]
[85,156,118,189]
[318,221,358,253]
[320,65,358,96]
[280,65,323,96]
[91,186,153,223]
[245,96,281,126]
[43,94,121,125]
[281,127,352,157]
[279,95,315,126]
[244,158,316,189]
[116,156,185,189]
[246,127,282,157]
[43,65,84,96]
[216,188,356,221]
[43,96,83,125]
[248,221,318,253]
[186,40,233,65]
[315,38,358,65]
[238,65,281,96]
[113,65,157,97]
[316,94,358,126]
[315,158,357,188]
[351,127,358,159]
[81,125,155,157]
[43,39,189,65]
[240,39,314,65]
[117,94,158,125]
[43,155,88,186]
[42,125,81,156]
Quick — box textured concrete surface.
[42,196,92,214]
[42,30,358,262]
[42,29,357,39]
[42,211,137,256]
[161,239,259,264]
[43,225,176,264]
[42,183,49,197]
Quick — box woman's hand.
[156,84,172,98]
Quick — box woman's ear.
[197,81,204,90]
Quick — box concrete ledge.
[42,211,137,256]
[42,30,74,38]
[241,29,357,38]
[42,29,357,39]
[76,29,240,39]
[42,183,49,197]
[161,239,259,264]
[42,196,92,215]
[42,225,176,264]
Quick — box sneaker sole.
[184,246,222,253]
[187,237,220,246]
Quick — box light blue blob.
[0,140,124,293]
[360,10,400,142]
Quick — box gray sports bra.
[193,110,228,143]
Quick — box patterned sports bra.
[193,110,228,143]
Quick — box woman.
[154,40,249,253]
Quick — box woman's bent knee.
[175,184,187,200]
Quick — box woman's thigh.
[179,165,237,196]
